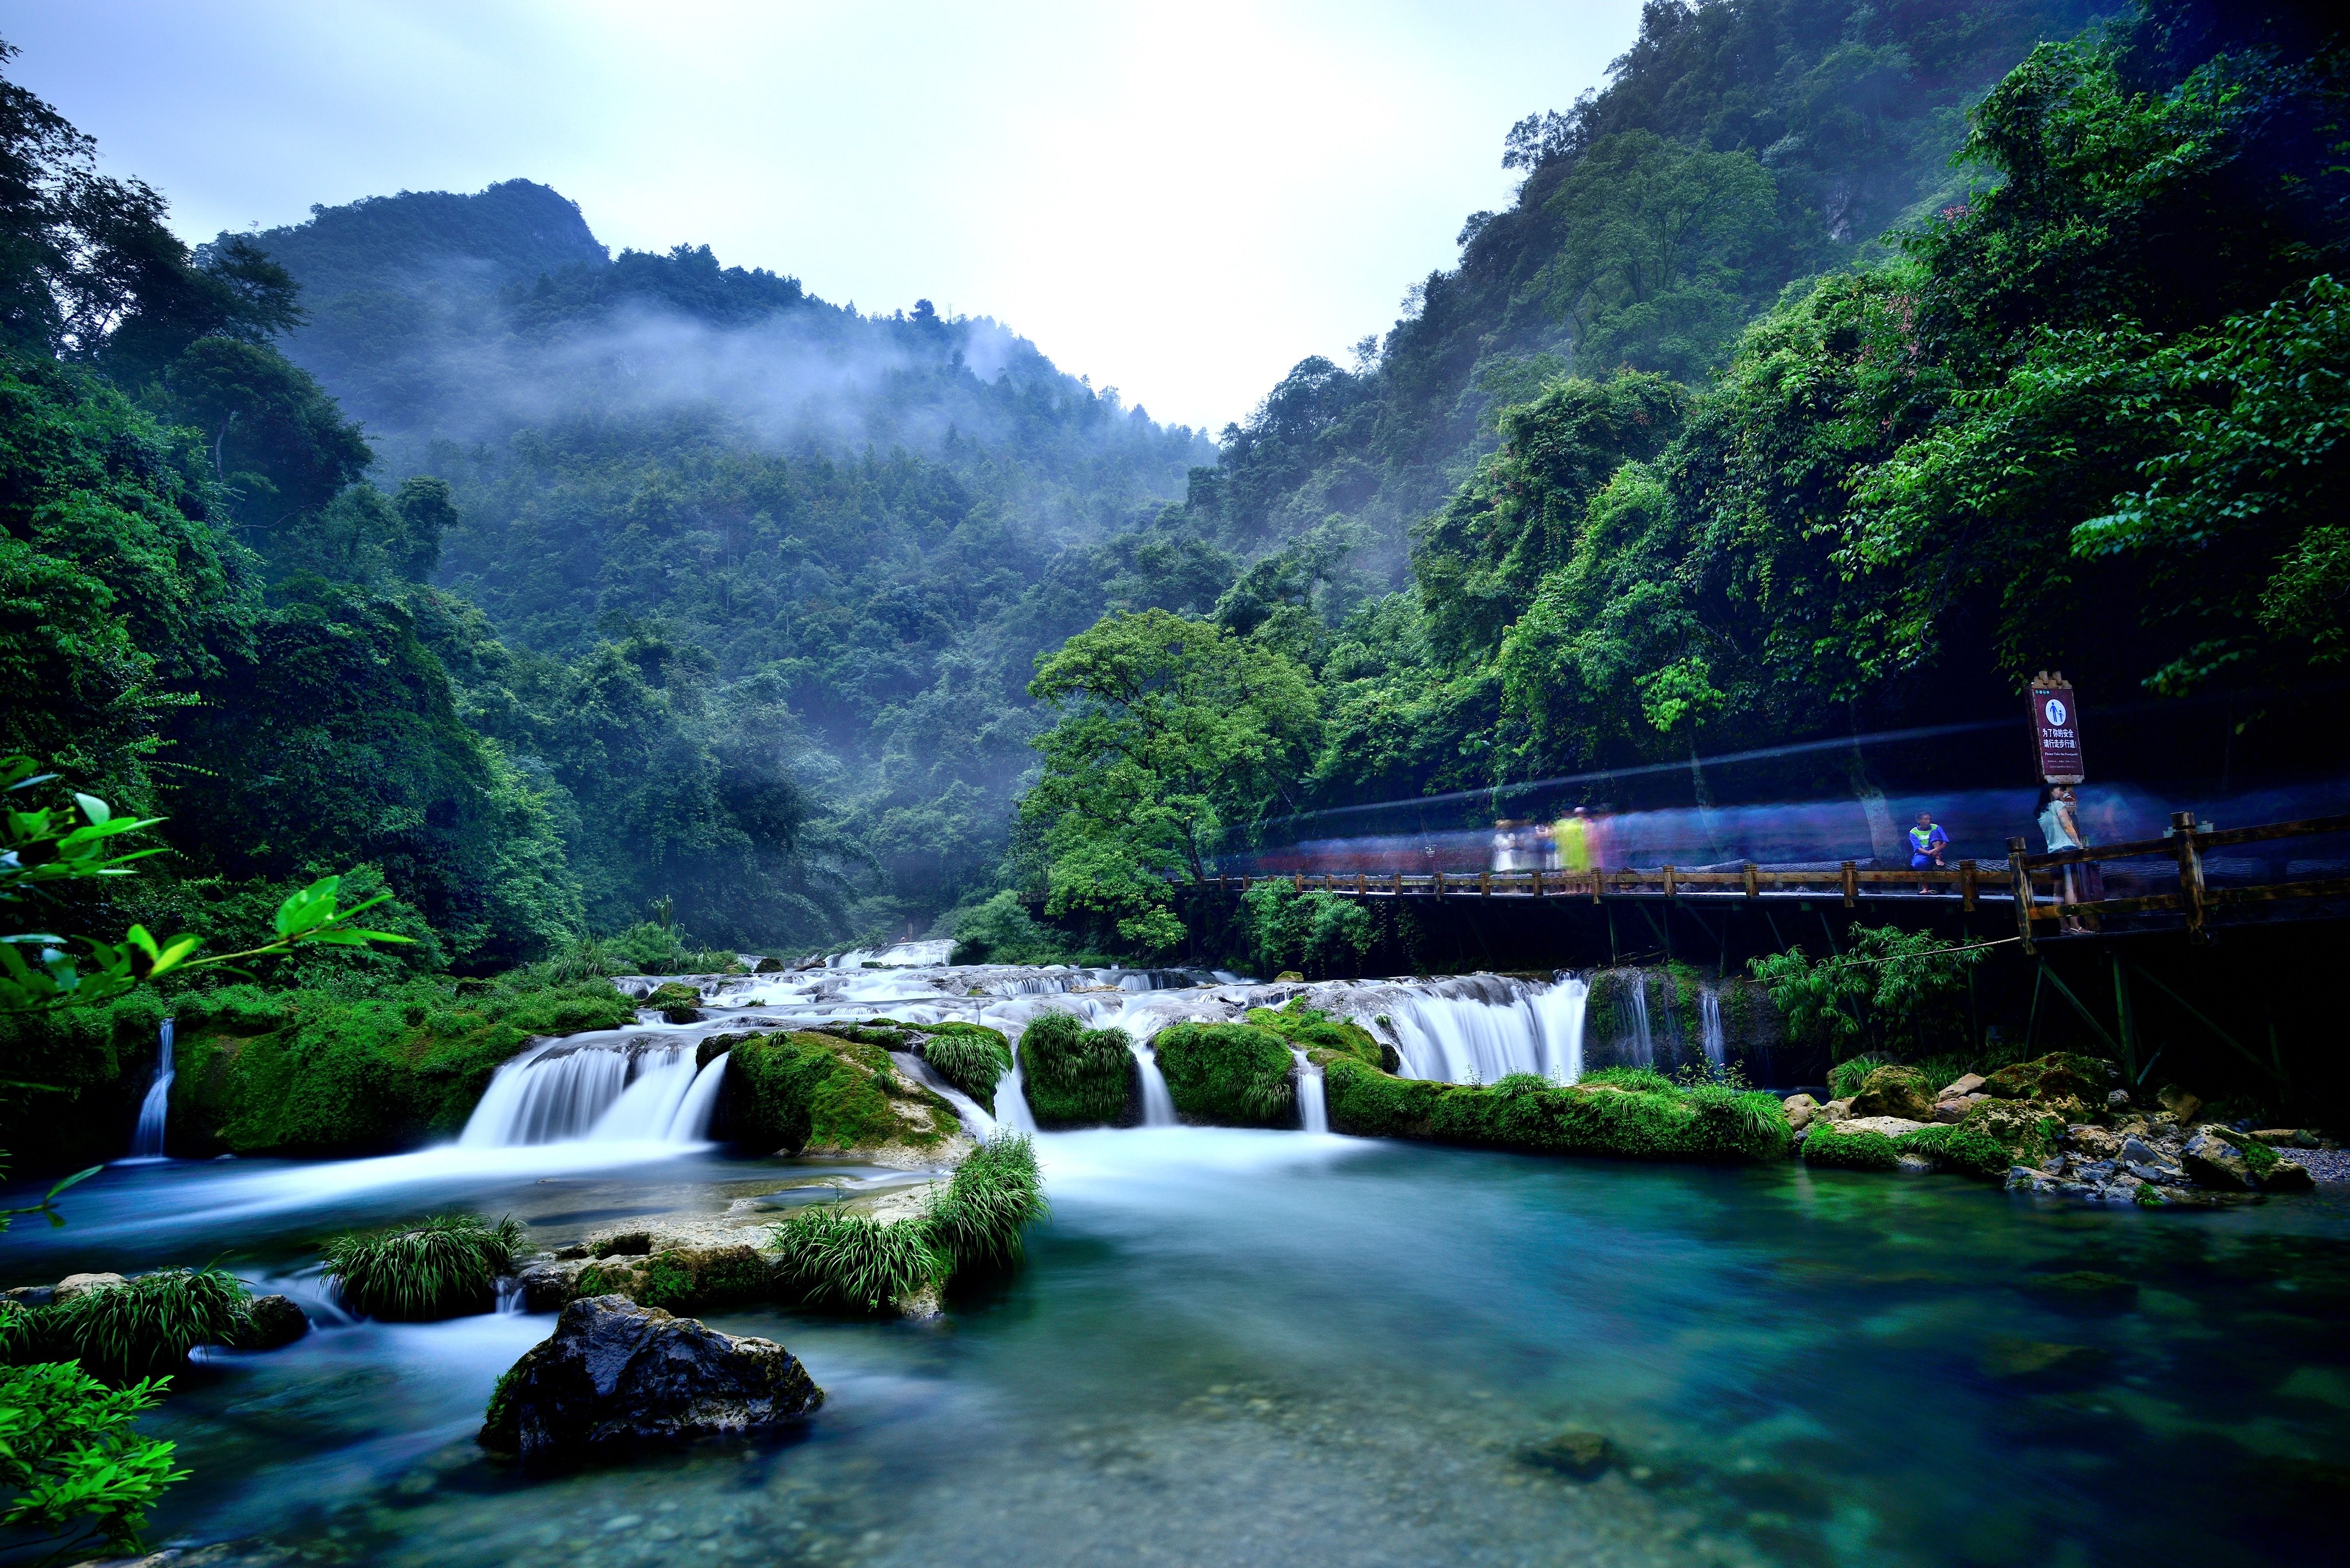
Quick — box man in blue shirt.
[1909,811,1950,891]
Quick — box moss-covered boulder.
[1017,1012,1136,1129]
[1242,1000,1383,1066]
[711,1031,963,1156]
[166,979,640,1158]
[1850,1066,1936,1122]
[1960,1097,2065,1167]
[1802,1122,1904,1170]
[793,1018,1014,1114]
[1154,1022,1298,1126]
[1322,1060,1787,1163]
[566,1245,773,1313]
[1984,1053,2110,1106]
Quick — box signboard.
[2029,676,2083,783]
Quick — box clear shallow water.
[11,1134,2350,1568]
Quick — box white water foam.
[1373,975,1587,1085]
[1700,990,1725,1068]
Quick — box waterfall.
[1377,975,1587,1085]
[891,1050,998,1140]
[1131,1042,1177,1127]
[1292,1050,1328,1133]
[459,1039,723,1147]
[994,1053,1038,1135]
[1627,983,1655,1069]
[494,1276,525,1314]
[126,1019,175,1161]
[1700,990,1725,1069]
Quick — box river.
[5,960,2346,1566]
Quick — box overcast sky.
[3,1,1641,432]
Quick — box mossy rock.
[1017,1013,1136,1129]
[1983,1052,2109,1105]
[1851,1065,1935,1122]
[1895,1121,2012,1179]
[165,979,640,1158]
[1960,1097,2064,1164]
[1155,1022,1298,1127]
[1241,1000,1383,1067]
[1801,1122,1903,1171]
[713,1031,961,1155]
[643,982,702,1011]
[1320,1059,1785,1164]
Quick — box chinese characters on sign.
[2029,672,2083,784]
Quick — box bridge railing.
[1199,860,2052,910]
[2007,810,2350,948]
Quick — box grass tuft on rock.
[924,1134,1048,1275]
[33,1267,250,1382]
[770,1205,947,1314]
[321,1213,525,1320]
[916,1024,1015,1113]
[1017,1012,1135,1128]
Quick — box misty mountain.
[225,182,1215,938]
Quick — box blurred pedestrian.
[1557,806,1593,874]
[1909,810,1949,892]
[2037,785,2086,932]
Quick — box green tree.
[1021,611,1318,951]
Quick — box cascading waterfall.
[1292,1050,1328,1133]
[994,1053,1038,1136]
[1626,983,1656,1069]
[126,1019,174,1161]
[1375,976,1587,1085]
[1130,1042,1177,1127]
[1700,990,1725,1069]
[459,1039,723,1146]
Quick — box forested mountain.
[1009,0,2350,965]
[238,184,1213,939]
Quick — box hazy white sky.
[2,1,1642,431]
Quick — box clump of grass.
[1683,1082,1788,1146]
[321,1213,525,1320]
[1018,1012,1135,1128]
[924,1134,1048,1274]
[1801,1122,1903,1171]
[916,1024,1015,1113]
[771,1205,947,1313]
[36,1267,250,1382]
[1579,1066,1676,1094]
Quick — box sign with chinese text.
[2030,680,2083,783]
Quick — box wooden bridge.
[1202,810,2350,950]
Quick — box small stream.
[7,958,2347,1566]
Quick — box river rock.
[1816,1096,1855,1124]
[1937,1073,1987,1100]
[1519,1430,1622,1480]
[3,1285,54,1308]
[2067,1126,2122,1160]
[53,1272,127,1304]
[2156,1084,2203,1124]
[1852,1067,1936,1122]
[231,1294,310,1350]
[2258,1157,2316,1193]
[2181,1130,2256,1190]
[1840,1115,1927,1138]
[1782,1093,1820,1131]
[480,1295,822,1464]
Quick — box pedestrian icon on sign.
[2045,697,2067,726]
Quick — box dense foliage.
[1013,0,2350,961]
[319,1213,525,1320]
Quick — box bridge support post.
[2006,838,2035,955]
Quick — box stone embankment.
[1782,1053,2334,1201]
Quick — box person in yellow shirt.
[1555,806,1592,873]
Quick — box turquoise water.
[9,1131,2349,1567]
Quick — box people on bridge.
[1909,810,1949,892]
[1556,806,1592,873]
[2037,784,2099,933]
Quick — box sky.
[2,1,1643,433]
